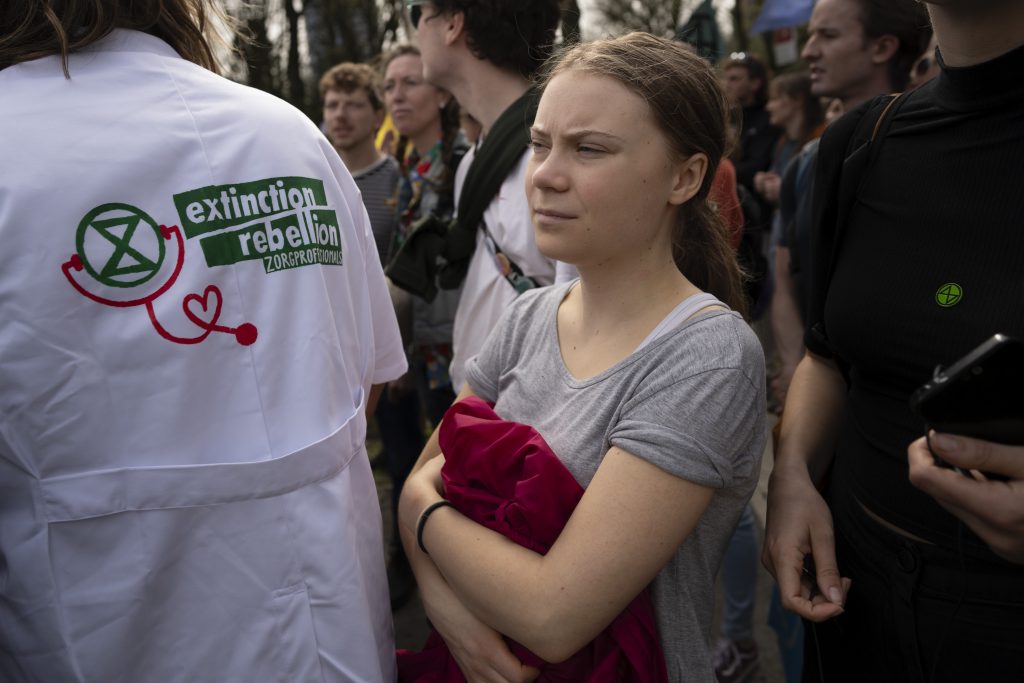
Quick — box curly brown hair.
[318,62,385,111]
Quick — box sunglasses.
[407,0,428,29]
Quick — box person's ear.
[435,89,449,110]
[668,153,709,206]
[871,34,900,65]
[444,10,465,47]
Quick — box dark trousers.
[413,355,456,428]
[375,387,425,550]
[802,488,1024,683]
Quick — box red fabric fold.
[397,397,668,683]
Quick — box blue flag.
[751,0,814,33]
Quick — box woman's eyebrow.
[529,127,624,143]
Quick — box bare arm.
[774,351,846,483]
[366,383,385,419]
[401,443,714,663]
[762,351,850,621]
[400,384,539,683]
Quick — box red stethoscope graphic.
[62,222,257,346]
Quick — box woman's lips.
[533,208,576,224]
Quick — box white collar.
[78,28,183,61]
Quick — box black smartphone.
[910,334,1024,477]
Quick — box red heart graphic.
[183,285,223,330]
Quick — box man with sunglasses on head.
[722,53,780,197]
[404,0,561,394]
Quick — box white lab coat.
[0,30,405,682]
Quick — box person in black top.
[770,0,931,405]
[722,54,780,320]
[722,54,780,193]
[764,1,1024,681]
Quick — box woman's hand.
[422,590,540,683]
[762,464,851,621]
[753,171,782,204]
[398,452,539,683]
[908,432,1024,564]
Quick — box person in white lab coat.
[0,3,406,682]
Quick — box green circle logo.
[75,203,166,288]
[935,282,963,308]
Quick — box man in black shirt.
[770,0,930,404]
[765,0,1024,680]
[722,54,780,322]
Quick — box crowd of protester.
[2,0,1022,682]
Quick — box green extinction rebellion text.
[173,176,344,273]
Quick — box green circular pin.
[76,203,166,288]
[935,282,963,308]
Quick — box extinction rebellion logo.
[173,176,343,273]
[61,176,341,346]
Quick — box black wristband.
[416,500,455,555]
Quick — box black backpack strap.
[827,94,905,280]
[436,89,538,289]
[385,90,538,299]
[805,91,911,371]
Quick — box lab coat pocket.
[35,419,360,682]
[271,581,327,682]
[45,507,330,683]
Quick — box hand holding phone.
[910,334,1024,478]
[907,434,1024,564]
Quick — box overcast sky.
[577,0,736,41]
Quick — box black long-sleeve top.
[806,43,1024,565]
[734,103,781,192]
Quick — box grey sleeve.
[463,309,513,403]
[464,286,551,402]
[609,366,763,489]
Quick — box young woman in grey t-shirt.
[398,31,766,682]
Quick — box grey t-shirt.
[465,282,767,681]
[352,155,399,265]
